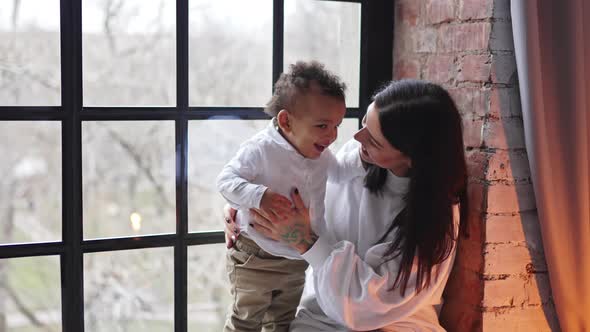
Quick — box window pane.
[331,118,359,153]
[188,244,231,331]
[188,120,267,232]
[0,1,60,106]
[0,121,61,244]
[82,121,175,239]
[0,256,61,330]
[284,0,361,107]
[84,248,174,331]
[83,0,176,106]
[189,0,272,106]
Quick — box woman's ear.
[277,109,292,133]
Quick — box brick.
[460,0,493,20]
[487,182,536,213]
[487,150,531,181]
[468,181,486,213]
[525,273,553,306]
[486,214,527,244]
[414,27,438,53]
[438,22,491,52]
[458,54,491,83]
[463,118,484,148]
[489,87,522,118]
[483,117,526,149]
[425,0,455,24]
[484,277,529,307]
[466,149,489,180]
[491,53,518,84]
[484,243,546,275]
[490,21,515,51]
[395,0,421,27]
[444,266,483,306]
[449,87,488,118]
[484,273,551,308]
[393,24,414,55]
[485,211,544,251]
[394,57,421,79]
[466,201,485,242]
[440,302,482,332]
[424,54,456,83]
[518,211,544,252]
[482,304,559,331]
[456,235,484,272]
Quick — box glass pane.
[0,0,60,106]
[331,118,359,153]
[0,256,62,330]
[188,120,268,232]
[188,244,231,331]
[84,248,174,331]
[188,118,358,232]
[83,0,176,106]
[0,121,61,244]
[284,0,361,107]
[82,121,175,239]
[189,0,272,106]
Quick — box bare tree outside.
[0,0,361,331]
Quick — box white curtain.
[511,1,590,331]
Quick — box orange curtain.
[512,1,590,331]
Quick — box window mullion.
[60,0,84,331]
[176,0,189,331]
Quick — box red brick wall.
[392,0,559,330]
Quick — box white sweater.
[291,139,459,332]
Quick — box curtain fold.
[511,1,590,331]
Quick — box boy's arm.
[216,144,267,209]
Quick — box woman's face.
[353,102,412,176]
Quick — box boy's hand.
[259,189,293,221]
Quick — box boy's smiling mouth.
[314,143,327,153]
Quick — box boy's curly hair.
[264,61,346,117]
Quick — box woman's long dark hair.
[365,80,469,296]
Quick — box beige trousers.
[224,234,308,332]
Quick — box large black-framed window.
[0,0,393,331]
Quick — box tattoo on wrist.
[280,224,317,251]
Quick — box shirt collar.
[266,118,299,153]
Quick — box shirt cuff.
[251,185,268,209]
[302,237,332,270]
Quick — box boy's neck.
[275,123,308,159]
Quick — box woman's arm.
[249,188,317,254]
[250,191,458,330]
[222,204,239,248]
[303,238,456,330]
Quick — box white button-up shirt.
[216,120,335,259]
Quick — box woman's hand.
[250,188,317,254]
[223,204,239,249]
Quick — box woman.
[225,79,468,331]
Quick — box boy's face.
[281,91,346,159]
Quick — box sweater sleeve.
[216,143,267,209]
[301,236,457,331]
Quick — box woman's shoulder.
[328,140,365,182]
